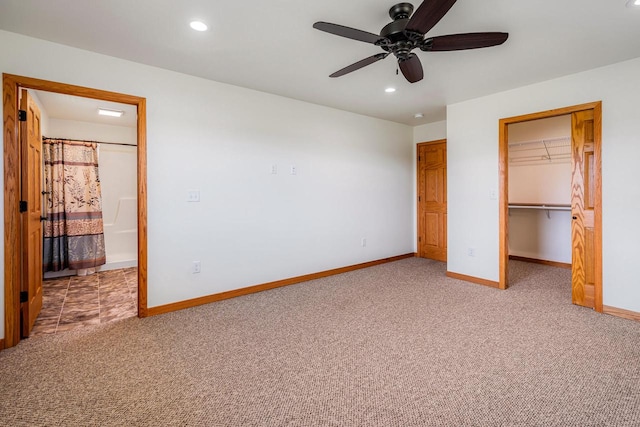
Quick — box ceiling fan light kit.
[313,0,508,83]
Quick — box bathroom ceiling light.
[626,0,640,7]
[385,87,396,93]
[414,113,424,119]
[98,108,124,117]
[190,21,208,31]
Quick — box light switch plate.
[187,190,200,202]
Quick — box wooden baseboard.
[446,271,501,289]
[603,305,640,322]
[509,255,571,269]
[148,253,415,316]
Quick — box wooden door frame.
[498,101,602,312]
[3,73,148,349]
[416,139,447,259]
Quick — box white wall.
[447,56,640,313]
[413,121,447,143]
[0,30,414,338]
[508,210,572,264]
[508,116,572,263]
[46,119,138,273]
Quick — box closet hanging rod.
[508,204,571,210]
[508,204,571,219]
[42,136,137,147]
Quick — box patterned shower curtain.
[42,138,106,272]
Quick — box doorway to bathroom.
[3,74,148,349]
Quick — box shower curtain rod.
[43,136,137,147]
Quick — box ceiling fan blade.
[423,32,509,51]
[313,21,384,44]
[330,53,389,78]
[398,54,424,83]
[405,0,458,35]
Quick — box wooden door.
[20,90,44,336]
[417,140,447,261]
[571,109,596,308]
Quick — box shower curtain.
[42,138,106,272]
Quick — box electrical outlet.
[290,165,297,175]
[467,247,476,257]
[192,261,201,274]
[361,238,367,247]
[271,164,278,175]
[187,190,200,202]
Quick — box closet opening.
[507,115,572,270]
[498,102,602,312]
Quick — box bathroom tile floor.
[30,267,138,337]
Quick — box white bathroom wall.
[508,116,572,263]
[44,118,138,276]
[447,56,640,313]
[0,30,414,338]
[47,119,136,145]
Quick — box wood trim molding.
[508,255,571,270]
[3,74,21,348]
[592,102,603,313]
[0,338,4,351]
[499,102,602,125]
[446,271,501,289]
[417,139,447,146]
[2,74,148,348]
[603,306,640,322]
[498,118,509,289]
[498,101,603,310]
[136,98,148,318]
[148,253,415,316]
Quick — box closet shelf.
[508,136,571,165]
[508,203,571,219]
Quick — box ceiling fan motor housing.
[380,3,421,60]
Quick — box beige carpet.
[1,258,639,426]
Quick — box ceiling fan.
[313,0,508,83]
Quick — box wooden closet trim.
[498,101,602,313]
[3,74,148,349]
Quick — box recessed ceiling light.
[626,0,640,7]
[414,113,424,119]
[98,108,124,118]
[385,87,396,93]
[190,21,208,31]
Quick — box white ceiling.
[32,90,137,128]
[2,0,640,126]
